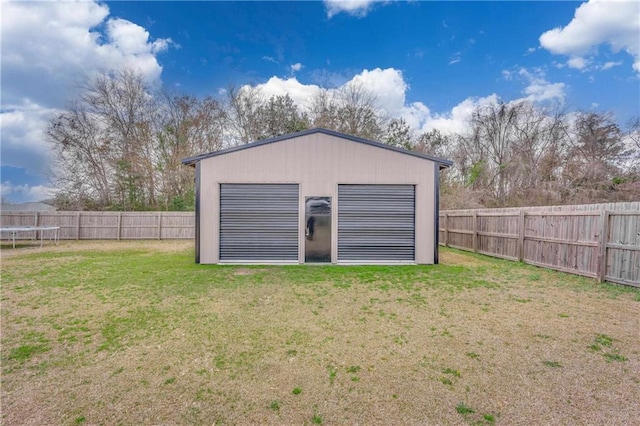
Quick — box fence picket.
[1,211,195,241]
[440,202,639,287]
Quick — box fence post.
[598,210,610,282]
[472,211,478,252]
[34,211,39,240]
[117,212,122,240]
[76,212,81,240]
[443,212,449,247]
[157,211,162,240]
[518,209,525,261]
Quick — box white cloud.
[250,67,491,136]
[324,0,385,18]
[601,61,622,70]
[2,1,171,108]
[108,18,157,55]
[1,181,55,203]
[250,66,566,138]
[539,0,640,72]
[518,68,566,103]
[567,56,589,70]
[1,0,172,182]
[254,77,323,107]
[290,62,303,73]
[421,95,500,135]
[0,101,61,175]
[348,68,408,116]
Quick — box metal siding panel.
[338,185,415,261]
[220,184,299,261]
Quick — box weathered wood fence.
[0,211,194,240]
[440,202,640,287]
[3,203,639,286]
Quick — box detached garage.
[182,128,452,264]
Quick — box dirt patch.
[440,249,494,267]
[233,268,261,276]
[1,240,192,259]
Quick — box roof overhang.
[181,127,453,169]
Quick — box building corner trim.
[195,162,201,264]
[434,166,440,265]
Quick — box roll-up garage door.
[338,184,415,261]
[220,184,299,261]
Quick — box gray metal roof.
[1,202,57,212]
[181,128,453,169]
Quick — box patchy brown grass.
[1,239,192,259]
[1,242,639,425]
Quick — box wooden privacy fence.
[0,211,195,240]
[439,202,640,287]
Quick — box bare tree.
[82,69,158,209]
[563,111,630,202]
[415,129,454,158]
[623,116,640,172]
[48,69,159,210]
[307,84,385,140]
[48,101,114,207]
[451,100,570,207]
[335,83,385,140]
[225,86,266,145]
[385,118,413,149]
[48,69,637,211]
[256,94,309,139]
[508,103,568,205]
[156,92,226,209]
[306,89,341,130]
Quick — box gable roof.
[181,128,453,169]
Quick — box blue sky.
[2,0,639,203]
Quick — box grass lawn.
[1,241,639,425]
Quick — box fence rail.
[440,202,640,287]
[1,211,195,241]
[3,203,638,287]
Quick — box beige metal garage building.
[182,128,452,264]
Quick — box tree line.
[47,69,639,210]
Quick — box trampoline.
[1,226,60,248]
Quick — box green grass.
[442,367,461,377]
[440,377,453,386]
[456,402,475,415]
[1,243,638,425]
[589,334,628,362]
[483,413,496,423]
[595,334,614,347]
[8,344,50,362]
[269,400,281,411]
[3,249,502,297]
[327,365,338,384]
[603,352,628,362]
